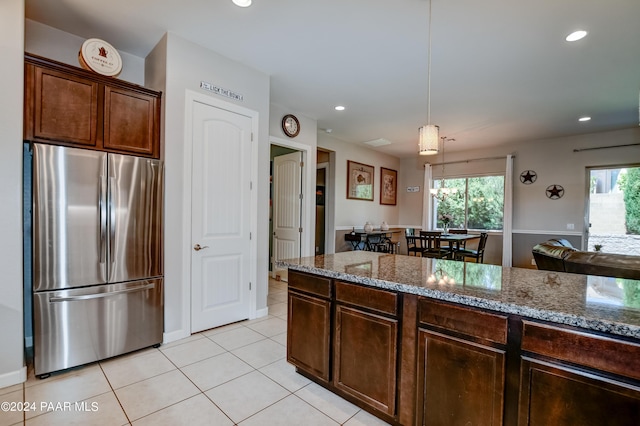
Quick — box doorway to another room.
[315,149,333,256]
[269,145,335,283]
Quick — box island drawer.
[521,321,640,381]
[335,281,397,316]
[418,299,508,345]
[288,271,332,299]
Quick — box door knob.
[194,244,209,251]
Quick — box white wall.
[25,19,145,85]
[146,33,271,342]
[318,133,401,230]
[0,0,27,388]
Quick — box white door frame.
[183,89,259,333]
[270,136,316,258]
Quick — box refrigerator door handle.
[109,176,116,265]
[49,283,156,303]
[99,175,107,263]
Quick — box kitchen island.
[277,252,640,426]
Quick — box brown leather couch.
[532,238,640,280]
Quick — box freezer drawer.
[33,278,163,377]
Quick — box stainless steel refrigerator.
[31,143,164,378]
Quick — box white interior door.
[191,100,252,332]
[272,151,302,281]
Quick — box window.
[433,175,504,231]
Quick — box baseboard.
[255,307,269,319]
[162,329,190,345]
[0,365,27,388]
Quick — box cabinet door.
[29,65,99,147]
[287,291,331,382]
[518,358,640,426]
[334,305,398,416]
[103,86,158,157]
[417,329,505,426]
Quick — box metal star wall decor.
[519,170,537,184]
[546,184,564,200]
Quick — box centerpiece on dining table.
[439,213,453,234]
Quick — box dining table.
[439,233,481,252]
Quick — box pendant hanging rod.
[573,142,640,153]
[426,0,432,126]
[425,155,516,167]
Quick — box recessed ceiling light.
[578,116,591,122]
[232,0,252,7]
[335,106,345,111]
[566,30,587,42]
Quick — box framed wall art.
[380,167,397,205]
[347,160,374,201]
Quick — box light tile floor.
[0,279,391,426]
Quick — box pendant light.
[419,0,439,155]
[430,137,457,200]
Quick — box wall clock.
[282,114,300,138]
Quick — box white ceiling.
[25,0,640,158]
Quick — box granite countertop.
[277,251,640,340]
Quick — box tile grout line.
[98,361,133,425]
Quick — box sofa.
[532,238,640,280]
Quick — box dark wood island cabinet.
[287,271,332,382]
[282,253,640,426]
[333,281,399,417]
[417,299,508,425]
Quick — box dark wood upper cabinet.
[24,54,161,158]
[29,66,99,147]
[103,86,157,157]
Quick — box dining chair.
[455,232,488,263]
[405,229,421,256]
[366,233,395,253]
[419,231,450,259]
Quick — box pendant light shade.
[419,124,439,155]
